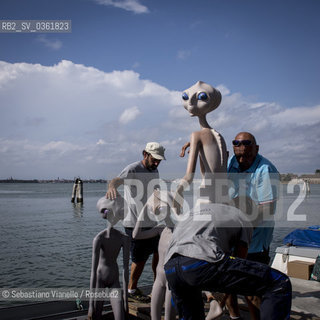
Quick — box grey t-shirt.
[165,203,253,264]
[118,161,159,228]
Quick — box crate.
[287,260,314,280]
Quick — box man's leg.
[129,236,159,288]
[225,248,270,319]
[245,296,260,320]
[165,255,206,320]
[126,229,159,302]
[128,260,147,290]
[125,227,149,300]
[244,248,270,320]
[225,294,241,319]
[128,252,159,290]
[125,227,149,291]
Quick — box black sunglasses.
[232,140,253,147]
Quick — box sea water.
[0,182,319,307]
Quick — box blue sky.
[0,0,319,179]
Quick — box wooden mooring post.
[71,178,83,203]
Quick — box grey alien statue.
[177,81,230,319]
[176,81,228,208]
[88,195,130,320]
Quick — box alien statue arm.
[133,211,164,240]
[179,141,190,158]
[133,203,163,240]
[175,132,201,199]
[133,190,176,240]
[180,141,206,177]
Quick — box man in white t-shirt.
[106,142,165,302]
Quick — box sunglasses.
[232,140,253,147]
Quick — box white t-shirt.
[118,161,159,228]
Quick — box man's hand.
[180,141,190,157]
[105,177,123,200]
[106,186,117,200]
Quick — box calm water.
[0,182,319,306]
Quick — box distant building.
[299,174,320,184]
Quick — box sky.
[0,0,319,179]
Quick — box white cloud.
[216,85,230,96]
[119,106,141,124]
[40,141,83,154]
[270,105,320,126]
[0,60,319,178]
[94,0,149,14]
[36,35,62,50]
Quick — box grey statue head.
[182,81,222,117]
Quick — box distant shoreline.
[1,173,320,184]
[0,179,108,184]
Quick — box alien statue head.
[96,194,125,227]
[182,81,221,118]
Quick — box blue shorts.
[124,227,160,263]
[165,254,291,320]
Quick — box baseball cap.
[145,142,166,160]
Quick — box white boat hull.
[271,245,320,274]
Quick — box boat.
[271,226,320,319]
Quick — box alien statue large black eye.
[198,92,208,101]
[182,92,189,100]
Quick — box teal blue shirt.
[227,154,279,253]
